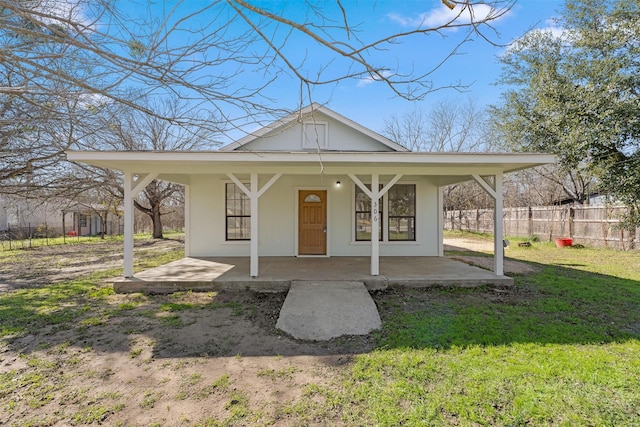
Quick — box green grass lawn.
[0,230,185,253]
[1,231,638,426]
[292,233,640,426]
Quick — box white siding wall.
[239,112,395,152]
[259,175,296,255]
[188,175,225,256]
[188,174,440,257]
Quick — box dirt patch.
[444,237,539,275]
[443,236,495,253]
[0,237,183,292]
[449,256,539,275]
[1,290,373,426]
[0,238,378,426]
[0,237,534,426]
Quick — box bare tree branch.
[1,0,515,194]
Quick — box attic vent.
[302,121,328,149]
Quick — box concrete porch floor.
[113,256,513,294]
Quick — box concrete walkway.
[276,281,381,340]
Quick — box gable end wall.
[235,113,396,152]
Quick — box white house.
[66,104,554,280]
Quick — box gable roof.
[220,103,409,152]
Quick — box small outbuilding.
[67,104,554,282]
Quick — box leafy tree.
[490,0,639,225]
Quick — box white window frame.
[351,181,418,244]
[224,181,251,241]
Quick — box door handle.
[323,226,327,233]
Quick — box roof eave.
[66,150,555,173]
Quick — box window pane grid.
[354,184,382,241]
[226,183,251,240]
[388,217,416,241]
[354,183,415,242]
[388,184,416,241]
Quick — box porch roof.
[66,150,555,186]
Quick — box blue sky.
[106,1,567,139]
[279,0,567,133]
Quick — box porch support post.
[123,171,159,278]
[123,172,134,278]
[227,172,282,278]
[494,174,504,276]
[472,174,504,276]
[438,186,444,257]
[250,173,259,278]
[184,184,191,257]
[371,174,380,276]
[348,173,402,276]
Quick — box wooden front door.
[298,190,327,255]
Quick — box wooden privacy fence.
[444,205,640,250]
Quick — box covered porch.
[112,255,514,294]
[66,151,554,281]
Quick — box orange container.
[555,238,572,248]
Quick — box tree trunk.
[151,203,163,239]
[100,212,107,239]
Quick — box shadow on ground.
[3,252,639,359]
